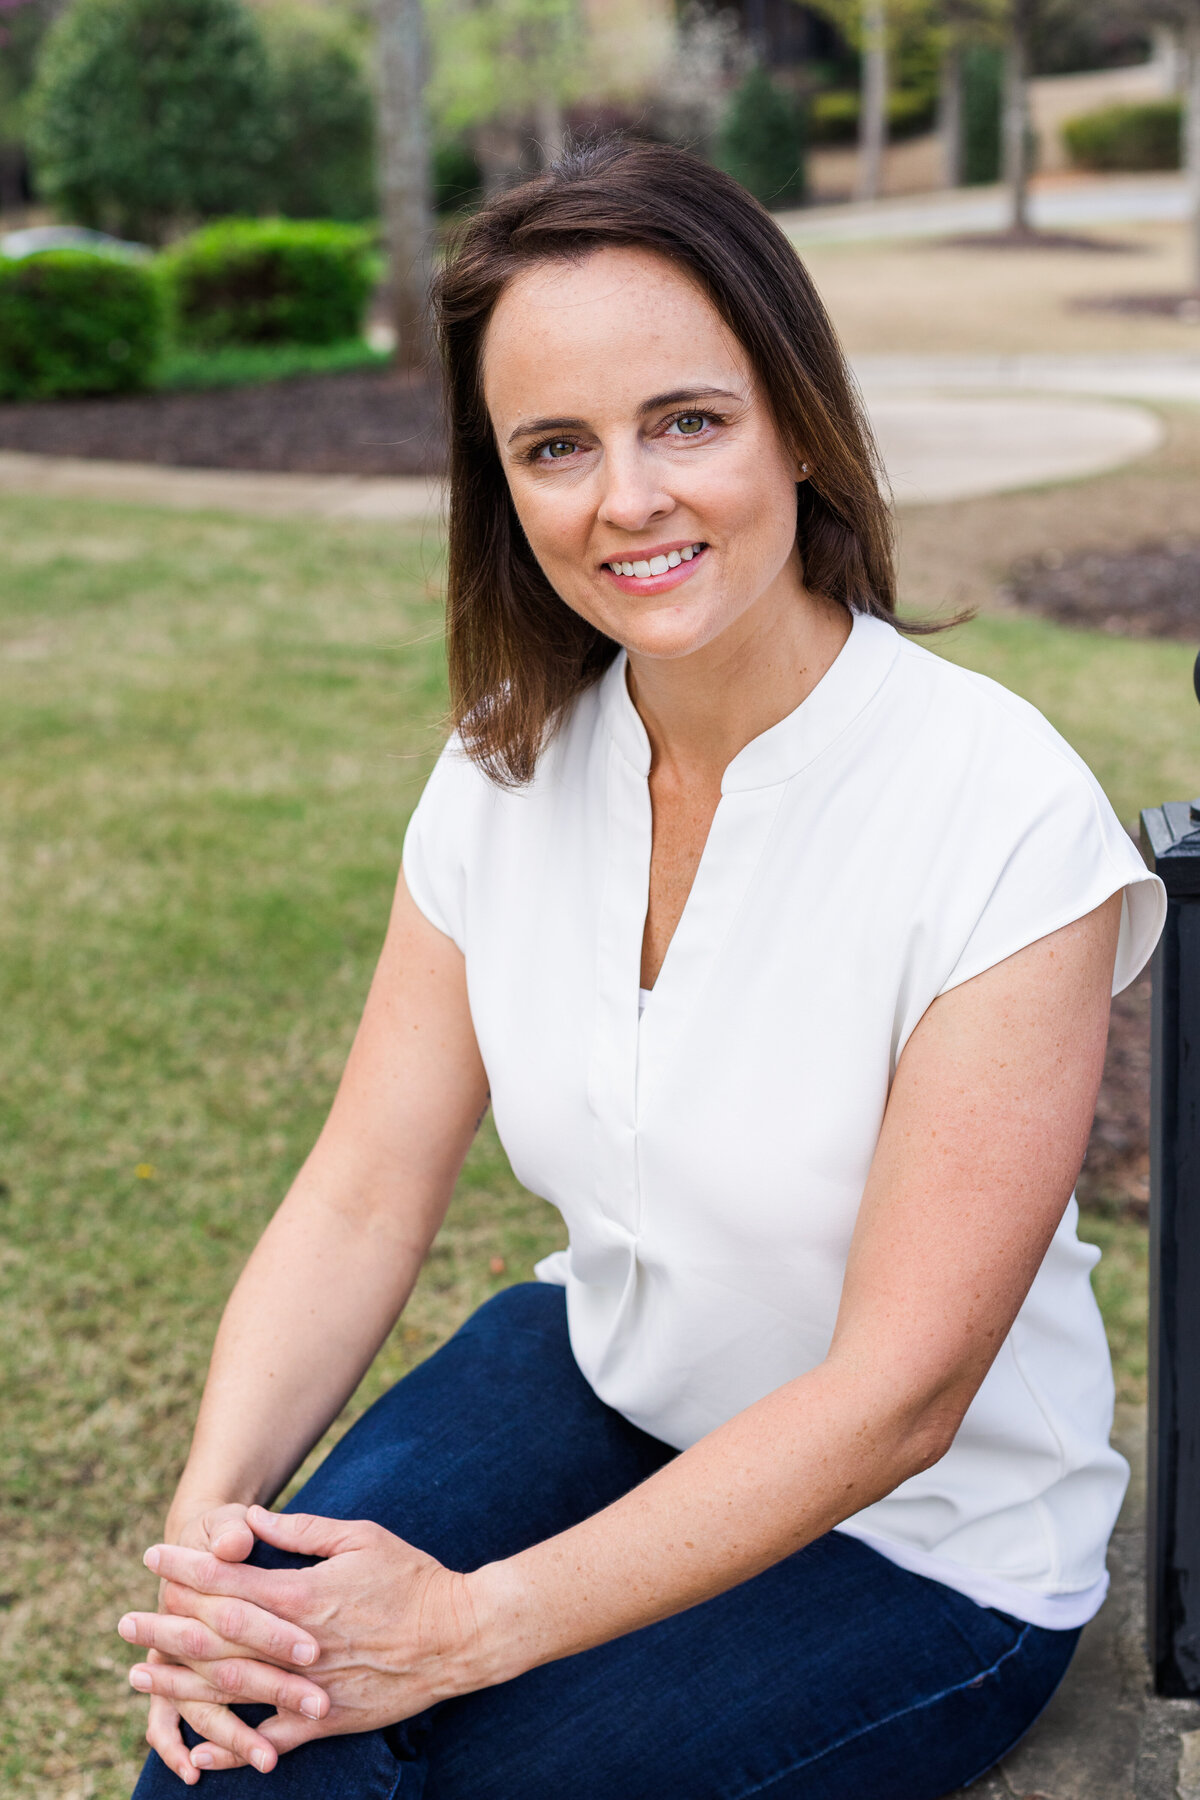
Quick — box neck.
[624,585,852,786]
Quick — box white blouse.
[403,613,1165,1629]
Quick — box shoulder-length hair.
[433,137,921,787]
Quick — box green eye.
[543,439,575,458]
[675,415,706,435]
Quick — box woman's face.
[481,246,809,665]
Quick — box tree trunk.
[535,93,567,168]
[857,0,887,204]
[1188,9,1200,295]
[938,39,963,189]
[374,0,433,371]
[1003,4,1033,236]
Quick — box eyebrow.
[505,386,745,446]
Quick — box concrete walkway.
[945,1407,1200,1800]
[853,353,1200,409]
[778,173,1192,248]
[0,388,1167,519]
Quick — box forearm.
[468,1359,949,1684]
[169,1154,447,1530]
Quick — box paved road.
[778,173,1194,246]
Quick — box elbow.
[895,1400,965,1481]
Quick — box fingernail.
[300,1696,322,1719]
[254,1750,272,1773]
[292,1642,315,1665]
[129,1667,153,1691]
[143,1546,161,1574]
[117,1615,137,1641]
[191,1750,213,1769]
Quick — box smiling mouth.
[602,542,707,580]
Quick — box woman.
[124,141,1164,1799]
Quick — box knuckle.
[214,1660,244,1696]
[217,1600,244,1640]
[182,1623,208,1660]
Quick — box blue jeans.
[133,1283,1080,1800]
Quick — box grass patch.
[157,337,390,392]
[0,493,1177,1794]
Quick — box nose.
[596,440,674,534]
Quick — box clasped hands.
[118,1504,491,1785]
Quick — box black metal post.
[1141,765,1200,1694]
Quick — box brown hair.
[433,137,924,787]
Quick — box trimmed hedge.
[162,218,375,347]
[1063,101,1182,173]
[260,7,377,221]
[809,87,936,146]
[0,250,164,399]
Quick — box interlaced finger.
[130,1655,329,1719]
[122,1590,319,1671]
[173,1697,279,1775]
[145,1693,201,1788]
[145,1542,304,1617]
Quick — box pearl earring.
[800,462,809,474]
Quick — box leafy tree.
[426,0,668,171]
[718,64,807,207]
[0,0,57,208]
[261,4,377,219]
[27,0,278,243]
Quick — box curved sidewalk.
[0,381,1171,519]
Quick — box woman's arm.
[127,891,1123,1768]
[167,873,487,1526]
[136,871,489,1780]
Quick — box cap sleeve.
[401,736,478,951]
[936,763,1165,1001]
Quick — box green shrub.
[162,218,375,347]
[808,86,936,146]
[433,139,483,215]
[962,44,1002,186]
[26,0,277,244]
[0,249,165,399]
[1063,101,1182,173]
[717,66,806,209]
[260,5,377,221]
[159,337,388,392]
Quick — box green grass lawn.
[0,493,1189,1796]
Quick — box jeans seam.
[723,1623,1035,1800]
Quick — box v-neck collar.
[598,609,902,793]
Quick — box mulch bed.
[940,229,1143,254]
[1003,538,1200,641]
[1080,970,1151,1218]
[0,365,449,476]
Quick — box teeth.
[607,544,703,578]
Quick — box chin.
[591,598,728,663]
